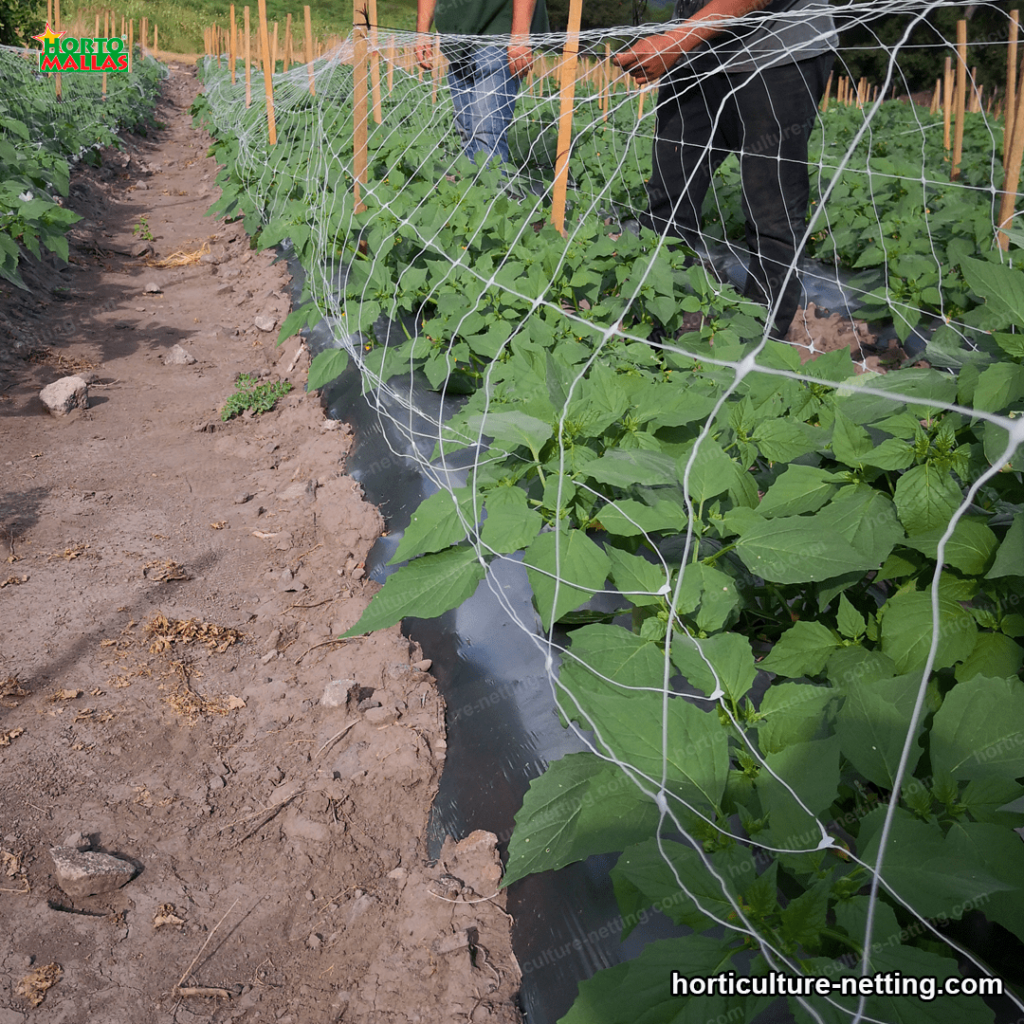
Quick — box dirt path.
[0,65,519,1024]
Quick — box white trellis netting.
[196,3,1024,1020]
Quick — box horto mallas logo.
[31,23,129,73]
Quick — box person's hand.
[611,34,685,84]
[416,35,433,70]
[507,38,533,77]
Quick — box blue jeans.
[447,44,520,164]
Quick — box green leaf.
[757,465,841,518]
[560,936,767,1024]
[755,683,836,754]
[857,807,1014,921]
[466,410,553,455]
[277,301,317,347]
[836,595,866,639]
[567,624,666,691]
[524,530,611,630]
[903,517,998,575]
[611,838,743,935]
[930,674,1024,783]
[692,563,741,634]
[830,408,872,465]
[859,436,915,471]
[596,498,688,537]
[606,547,669,608]
[759,621,841,678]
[986,513,1024,578]
[972,362,1024,413]
[390,487,477,564]
[879,588,978,674]
[670,632,757,701]
[780,880,830,951]
[954,632,1023,683]
[816,485,904,565]
[480,486,544,554]
[834,674,925,788]
[676,441,740,503]
[343,546,484,636]
[960,255,1024,329]
[307,347,349,390]
[945,822,1024,945]
[893,463,964,536]
[503,753,662,886]
[751,419,820,462]
[756,735,840,851]
[587,449,678,489]
[728,511,879,584]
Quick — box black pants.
[641,51,834,337]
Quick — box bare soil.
[0,66,520,1024]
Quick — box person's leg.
[457,44,520,164]
[727,52,834,337]
[641,68,730,250]
[447,62,475,156]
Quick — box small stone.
[260,651,277,665]
[268,767,285,785]
[305,890,316,902]
[306,933,322,951]
[387,866,407,882]
[200,252,220,265]
[49,846,136,898]
[351,567,365,581]
[164,344,197,366]
[143,281,162,294]
[320,680,353,708]
[40,375,88,417]
[216,283,235,295]
[364,706,398,725]
[357,697,381,711]
[130,240,154,258]
[254,315,276,333]
[134,181,149,190]
[234,492,254,504]
[414,659,432,672]
[208,775,225,790]
[63,831,89,850]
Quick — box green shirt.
[433,0,549,38]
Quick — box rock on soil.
[49,846,136,898]
[163,343,197,365]
[39,375,89,416]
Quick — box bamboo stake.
[304,6,315,95]
[821,70,833,113]
[1007,11,1020,164]
[637,83,646,121]
[951,19,967,180]
[998,80,1024,248]
[257,0,276,143]
[230,5,237,83]
[54,0,61,100]
[154,23,158,55]
[101,12,108,95]
[969,65,980,113]
[551,0,583,235]
[929,77,940,115]
[386,34,395,93]
[271,21,278,73]
[943,56,953,151]
[353,0,369,212]
[128,18,132,72]
[368,0,382,123]
[281,13,289,72]
[245,6,252,106]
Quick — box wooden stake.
[821,70,833,113]
[304,6,315,96]
[257,0,277,143]
[154,23,158,55]
[230,5,237,83]
[930,77,940,115]
[101,11,108,95]
[943,56,953,151]
[368,0,382,124]
[968,65,980,113]
[551,0,583,235]
[998,79,1024,248]
[128,18,132,73]
[431,34,440,104]
[352,0,369,211]
[386,34,395,93]
[951,19,967,180]
[284,13,292,73]
[1007,11,1020,164]
[637,83,646,121]
[245,6,252,106]
[271,21,278,73]
[54,0,61,100]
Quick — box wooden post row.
[230,5,237,84]
[998,73,1024,248]
[245,6,253,106]
[353,0,369,211]
[368,0,382,123]
[1008,10,1020,167]
[551,0,583,235]
[951,19,967,180]
[305,6,315,96]
[257,0,277,143]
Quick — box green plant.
[132,215,154,241]
[220,373,292,420]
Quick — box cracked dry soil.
[0,65,520,1024]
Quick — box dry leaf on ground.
[17,963,61,1006]
[0,728,26,747]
